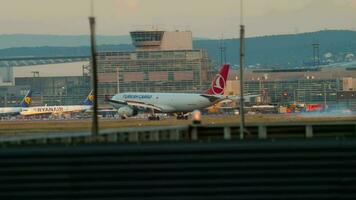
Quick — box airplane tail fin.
[204,64,230,95]
[20,89,33,108]
[83,90,94,105]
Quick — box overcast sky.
[1,0,356,38]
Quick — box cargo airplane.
[0,90,33,116]
[109,64,232,120]
[20,91,93,116]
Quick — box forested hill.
[1,30,355,67]
[195,30,356,67]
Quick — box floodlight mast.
[89,1,99,136]
[239,0,245,139]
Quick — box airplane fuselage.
[20,105,92,116]
[111,92,222,113]
[0,107,23,116]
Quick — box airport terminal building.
[96,30,212,103]
[227,67,356,109]
[0,62,91,107]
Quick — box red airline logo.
[211,74,226,95]
[204,64,229,95]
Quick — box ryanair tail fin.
[84,90,94,106]
[204,64,230,95]
[20,90,33,108]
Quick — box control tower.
[130,30,193,51]
[96,29,212,102]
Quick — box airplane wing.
[200,94,225,103]
[108,99,163,112]
[226,94,260,100]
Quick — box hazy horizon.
[0,0,355,38]
[0,29,355,41]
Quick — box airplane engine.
[117,106,138,118]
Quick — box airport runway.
[1,114,356,135]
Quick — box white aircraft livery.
[20,91,93,116]
[0,90,32,116]
[109,64,230,120]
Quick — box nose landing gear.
[176,113,188,120]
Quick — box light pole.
[116,67,120,94]
[61,86,65,105]
[89,4,99,136]
[239,0,246,139]
[323,82,330,110]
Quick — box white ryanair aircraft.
[0,90,33,116]
[109,64,231,120]
[20,91,93,116]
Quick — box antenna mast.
[219,34,227,65]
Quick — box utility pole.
[116,68,120,94]
[239,0,245,139]
[219,34,227,65]
[323,83,327,110]
[89,1,99,136]
[4,93,7,107]
[312,43,320,67]
[219,40,223,66]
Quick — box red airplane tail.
[204,64,230,95]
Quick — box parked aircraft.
[20,91,93,116]
[0,90,32,116]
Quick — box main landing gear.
[148,108,160,120]
[176,113,188,120]
[148,115,160,121]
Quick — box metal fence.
[1,122,356,146]
[0,139,355,199]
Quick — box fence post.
[171,129,180,141]
[306,125,313,138]
[258,125,267,139]
[150,131,160,141]
[224,127,231,140]
[191,126,198,140]
[128,132,139,142]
